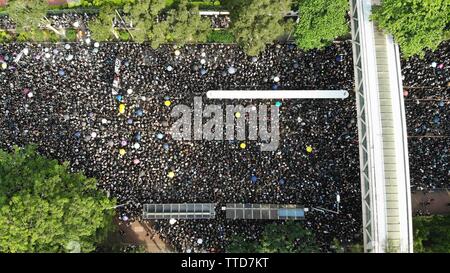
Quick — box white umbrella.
[169,218,177,225]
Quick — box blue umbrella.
[438,101,444,107]
[336,55,344,62]
[135,108,143,117]
[433,115,441,124]
[58,69,65,76]
[74,131,81,138]
[279,178,285,185]
[272,84,279,90]
[251,175,258,183]
[163,143,170,150]
[135,132,142,142]
[200,69,207,76]
[275,101,282,107]
[116,95,123,102]
[127,118,133,124]
[156,133,164,140]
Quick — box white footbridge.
[350,0,413,252]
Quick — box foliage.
[371,0,450,58]
[77,0,136,7]
[65,28,78,41]
[0,30,12,43]
[123,0,167,45]
[227,222,319,253]
[295,0,349,51]
[124,0,210,47]
[88,4,116,41]
[227,235,259,253]
[413,215,450,253]
[225,0,293,56]
[207,30,235,43]
[5,0,48,34]
[166,0,211,46]
[0,146,116,253]
[118,30,130,41]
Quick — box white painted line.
[206,90,349,99]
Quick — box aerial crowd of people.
[0,18,448,251]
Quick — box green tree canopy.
[123,0,210,48]
[295,0,349,51]
[227,221,319,253]
[413,215,450,253]
[371,0,450,58]
[5,0,47,34]
[124,0,168,45]
[88,4,117,41]
[166,0,211,46]
[0,146,115,253]
[225,0,293,56]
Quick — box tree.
[371,0,450,58]
[5,0,46,34]
[166,0,211,46]
[227,222,319,253]
[413,215,450,253]
[227,235,259,253]
[295,0,349,51]
[0,146,116,253]
[225,0,293,56]
[123,0,168,45]
[88,4,118,41]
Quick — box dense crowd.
[402,41,450,190]
[0,37,447,252]
[0,40,360,252]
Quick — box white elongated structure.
[206,90,349,99]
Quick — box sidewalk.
[119,220,173,253]
[411,189,450,216]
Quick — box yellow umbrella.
[167,171,175,178]
[240,143,246,149]
[164,100,172,107]
[119,148,126,156]
[306,146,313,153]
[119,104,126,114]
[235,112,241,118]
[1,63,7,69]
